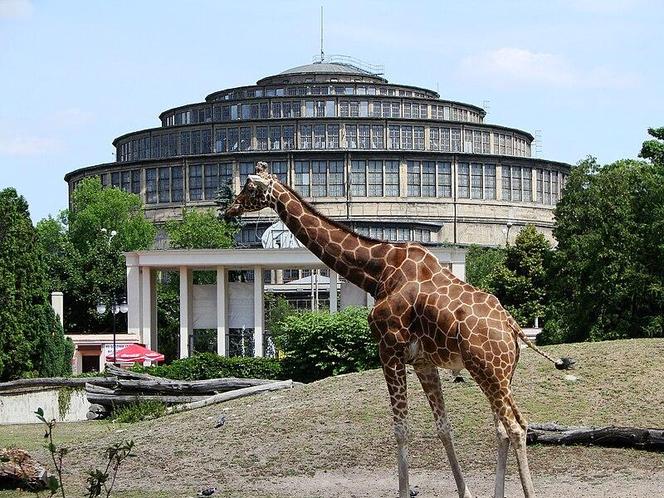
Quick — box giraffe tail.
[508,319,576,370]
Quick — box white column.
[329,271,338,313]
[179,267,192,358]
[216,267,227,357]
[451,261,466,282]
[126,259,141,337]
[50,292,64,327]
[253,266,264,357]
[140,268,155,348]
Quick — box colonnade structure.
[124,246,467,357]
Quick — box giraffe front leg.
[382,358,410,498]
[414,363,472,498]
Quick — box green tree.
[465,245,506,291]
[165,208,238,249]
[484,225,553,326]
[541,151,664,343]
[36,177,156,333]
[0,188,73,379]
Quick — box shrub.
[131,352,283,380]
[111,400,166,423]
[274,307,379,383]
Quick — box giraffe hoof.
[453,376,465,383]
[409,486,420,497]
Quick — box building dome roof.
[256,60,388,85]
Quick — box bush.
[274,307,379,383]
[111,400,166,423]
[131,352,283,380]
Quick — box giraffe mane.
[275,180,397,246]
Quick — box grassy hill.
[2,339,663,497]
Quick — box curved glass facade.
[66,61,570,247]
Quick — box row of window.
[101,160,565,206]
[118,125,531,161]
[213,83,435,101]
[162,99,483,126]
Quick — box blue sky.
[1,0,662,222]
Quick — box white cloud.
[459,47,639,90]
[0,0,34,19]
[0,135,62,156]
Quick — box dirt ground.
[2,339,663,497]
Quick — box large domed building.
[65,59,570,247]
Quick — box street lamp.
[502,221,514,246]
[96,296,128,365]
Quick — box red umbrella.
[106,343,165,364]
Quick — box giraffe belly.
[406,338,465,370]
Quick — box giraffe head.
[224,162,276,218]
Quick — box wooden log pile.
[0,448,49,491]
[84,364,295,416]
[527,422,664,451]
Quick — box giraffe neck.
[269,183,388,295]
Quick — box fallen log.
[527,422,664,451]
[104,364,162,381]
[0,448,49,491]
[167,379,295,414]
[85,383,209,406]
[0,376,115,394]
[111,377,273,395]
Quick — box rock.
[564,374,578,382]
[197,486,217,496]
[0,448,49,491]
[88,403,109,414]
[410,485,420,497]
[214,415,226,428]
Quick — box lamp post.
[96,297,128,365]
[502,221,514,246]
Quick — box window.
[471,163,483,199]
[146,168,157,204]
[351,160,366,196]
[312,161,327,196]
[204,164,219,200]
[414,127,425,150]
[305,101,314,117]
[401,126,413,149]
[313,124,325,149]
[359,101,368,117]
[111,172,120,188]
[300,125,312,149]
[325,100,335,117]
[502,165,512,200]
[389,125,400,149]
[484,164,496,200]
[239,127,251,151]
[511,166,522,201]
[271,102,281,118]
[482,132,490,154]
[181,131,191,155]
[256,127,268,151]
[329,161,345,196]
[385,160,399,196]
[283,126,295,150]
[368,161,383,196]
[430,128,439,151]
[359,125,370,149]
[158,167,170,203]
[327,124,339,149]
[259,102,269,119]
[441,128,450,151]
[523,168,532,201]
[171,167,183,202]
[315,100,325,118]
[371,101,382,117]
[371,125,383,149]
[422,161,435,197]
[214,129,226,152]
[339,101,349,117]
[551,171,559,203]
[457,163,470,198]
[294,161,310,196]
[228,128,239,151]
[131,170,141,194]
[407,161,420,197]
[345,124,357,149]
[189,165,202,200]
[391,102,400,117]
[451,129,461,152]
[350,102,359,117]
[191,131,200,155]
[437,162,452,198]
[202,130,212,153]
[543,170,551,204]
[536,169,543,203]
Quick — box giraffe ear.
[255,161,269,177]
[248,174,270,190]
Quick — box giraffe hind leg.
[414,363,472,498]
[493,413,510,498]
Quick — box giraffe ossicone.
[225,161,575,498]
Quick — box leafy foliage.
[485,225,553,326]
[131,352,283,380]
[540,150,664,344]
[111,400,166,423]
[165,208,238,249]
[0,188,73,380]
[465,245,506,291]
[36,177,156,333]
[274,307,380,383]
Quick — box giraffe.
[225,162,574,498]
